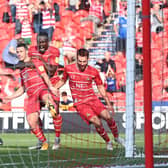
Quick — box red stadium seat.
[72,36,85,49]
[115,59,124,72]
[152,84,162,101]
[80,21,94,39]
[52,25,65,41]
[72,10,88,25]
[135,80,143,98]
[162,92,168,101]
[151,47,161,60]
[60,10,74,26]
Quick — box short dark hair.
[37,32,48,41]
[77,48,89,59]
[17,43,28,50]
[61,91,67,96]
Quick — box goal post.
[125,0,136,158]
[142,0,154,167]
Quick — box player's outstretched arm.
[3,87,24,103]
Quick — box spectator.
[117,69,126,92]
[105,66,117,93]
[40,1,56,41]
[96,51,116,73]
[161,0,168,8]
[60,91,74,111]
[2,34,25,69]
[21,18,32,45]
[65,0,80,12]
[53,2,60,21]
[79,0,90,11]
[15,0,30,34]
[135,4,142,28]
[80,0,103,36]
[62,27,77,65]
[29,1,43,33]
[114,7,127,55]
[136,23,143,54]
[135,54,143,82]
[151,1,164,33]
[9,0,16,23]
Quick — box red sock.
[31,126,46,143]
[53,114,62,138]
[95,124,110,143]
[106,118,119,138]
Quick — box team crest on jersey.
[86,77,90,81]
[39,66,45,72]
[74,98,78,103]
[86,113,90,117]
[22,73,28,79]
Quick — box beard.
[78,64,87,72]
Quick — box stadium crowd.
[0,0,167,112]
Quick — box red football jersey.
[62,63,103,105]
[20,58,48,96]
[28,46,60,66]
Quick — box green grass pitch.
[0,133,167,167]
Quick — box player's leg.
[27,112,48,150]
[99,109,125,147]
[42,93,62,150]
[26,96,48,150]
[90,116,113,150]
[76,103,113,150]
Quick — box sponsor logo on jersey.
[86,113,91,117]
[39,66,45,72]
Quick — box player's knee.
[27,116,38,129]
[90,116,101,127]
[28,119,38,129]
[102,110,111,120]
[105,114,111,121]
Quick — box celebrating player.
[28,32,62,150]
[55,48,125,150]
[3,44,60,150]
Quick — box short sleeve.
[32,58,46,75]
[94,69,103,86]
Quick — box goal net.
[0,0,168,167]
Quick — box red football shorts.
[25,89,48,116]
[75,98,106,125]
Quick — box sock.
[31,126,46,143]
[95,124,110,143]
[106,118,119,138]
[53,114,62,138]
